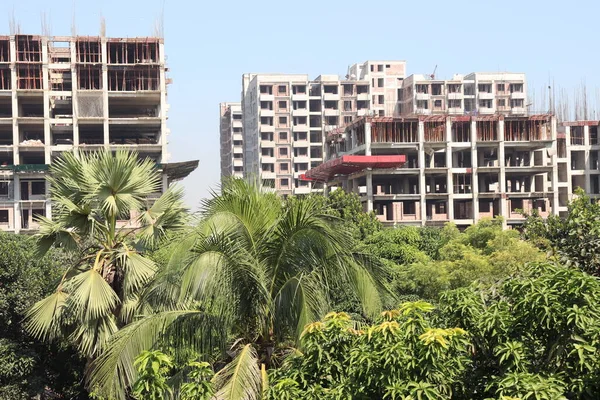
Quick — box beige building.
[0,34,196,233]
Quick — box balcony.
[510,91,526,99]
[478,92,494,99]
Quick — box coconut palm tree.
[24,150,188,358]
[87,178,388,399]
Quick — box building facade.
[0,34,195,233]
[219,102,243,179]
[233,61,406,195]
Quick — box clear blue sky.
[4,0,600,209]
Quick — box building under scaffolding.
[305,114,558,228]
[0,34,197,233]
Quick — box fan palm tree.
[24,150,188,358]
[87,178,388,399]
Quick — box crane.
[429,65,438,80]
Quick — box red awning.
[300,155,407,182]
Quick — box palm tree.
[24,150,187,358]
[88,179,388,399]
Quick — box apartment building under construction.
[221,60,600,227]
[0,34,197,233]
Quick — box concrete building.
[219,102,243,179]
[233,61,406,195]
[306,114,558,229]
[559,121,600,215]
[399,72,527,116]
[0,34,196,233]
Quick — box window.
[261,117,273,125]
[232,114,242,120]
[294,132,307,141]
[417,100,428,109]
[478,84,492,93]
[278,100,287,110]
[377,65,384,72]
[260,101,272,110]
[324,100,338,110]
[434,99,442,108]
[377,78,384,87]
[497,83,505,92]
[293,116,307,126]
[31,181,45,195]
[386,64,391,69]
[234,153,243,159]
[378,95,384,104]
[344,100,353,111]
[343,85,353,95]
[404,201,416,215]
[510,83,523,93]
[278,116,287,126]
[510,99,524,108]
[278,85,287,95]
[370,65,374,72]
[234,166,243,172]
[279,147,288,157]
[261,132,273,141]
[498,99,506,107]
[448,99,461,108]
[279,131,288,141]
[448,84,461,93]
[435,202,446,214]
[0,210,9,223]
[259,85,272,94]
[478,99,493,108]
[292,85,306,94]
[280,162,289,171]
[356,85,368,94]
[344,116,353,124]
[293,100,306,110]
[233,140,243,146]
[280,178,289,186]
[0,182,8,196]
[261,148,273,156]
[357,100,369,109]
[416,84,428,94]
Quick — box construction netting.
[77,92,103,118]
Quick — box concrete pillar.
[13,174,20,234]
[551,117,560,215]
[159,41,168,163]
[418,121,426,225]
[498,118,507,228]
[471,119,479,221]
[364,121,371,156]
[71,39,79,146]
[101,38,109,147]
[366,171,373,212]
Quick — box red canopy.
[300,155,406,182]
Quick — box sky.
[3,0,600,209]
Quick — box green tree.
[440,262,600,399]
[523,188,600,276]
[0,232,86,399]
[267,304,470,399]
[24,150,187,358]
[87,179,388,399]
[132,350,173,400]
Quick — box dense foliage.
[0,233,86,399]
[7,154,600,400]
[523,188,600,276]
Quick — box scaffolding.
[108,66,160,91]
[16,35,42,62]
[0,39,9,62]
[505,117,551,141]
[77,65,102,90]
[76,37,102,63]
[108,39,159,64]
[16,64,43,89]
[452,120,471,142]
[370,119,418,143]
[0,68,10,90]
[424,120,446,142]
[476,119,498,141]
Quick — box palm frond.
[212,344,262,400]
[136,185,188,247]
[23,290,68,341]
[65,269,120,321]
[117,249,156,295]
[69,314,119,356]
[87,310,220,400]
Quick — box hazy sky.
[4,0,600,209]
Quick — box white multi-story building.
[231,61,406,195]
[399,72,527,116]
